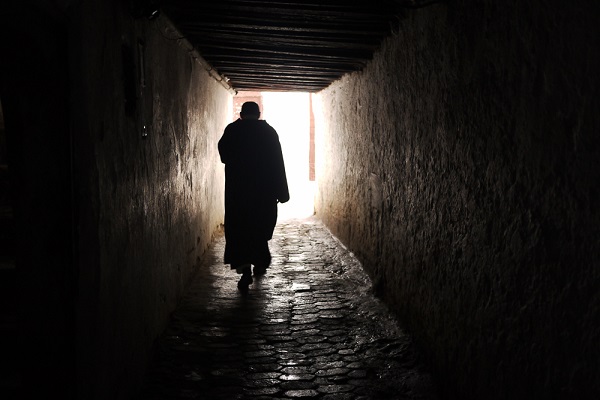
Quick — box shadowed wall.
[2,1,231,398]
[315,1,599,398]
[71,4,231,398]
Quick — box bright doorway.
[233,91,316,220]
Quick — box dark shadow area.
[1,6,75,397]
[0,96,19,395]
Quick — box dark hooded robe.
[218,118,289,268]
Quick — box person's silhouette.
[218,101,290,293]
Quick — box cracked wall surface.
[315,1,599,398]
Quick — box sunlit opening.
[233,91,316,220]
[261,92,315,220]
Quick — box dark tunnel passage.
[1,1,599,399]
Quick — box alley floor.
[139,217,438,400]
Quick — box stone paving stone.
[279,373,315,381]
[245,387,282,396]
[317,385,355,394]
[280,381,318,390]
[314,367,351,377]
[284,389,320,398]
[138,217,438,399]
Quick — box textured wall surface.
[315,1,599,398]
[70,3,230,399]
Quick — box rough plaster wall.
[316,1,599,398]
[71,3,230,399]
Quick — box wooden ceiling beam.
[161,0,401,91]
[215,61,351,73]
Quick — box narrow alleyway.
[139,217,438,399]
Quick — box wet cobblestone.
[139,217,438,399]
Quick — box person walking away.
[218,101,290,293]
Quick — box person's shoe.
[237,268,253,293]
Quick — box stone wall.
[315,1,599,398]
[70,4,231,398]
[3,1,231,398]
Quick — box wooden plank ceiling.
[161,0,411,92]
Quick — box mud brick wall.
[69,4,231,399]
[315,1,599,398]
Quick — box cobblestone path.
[139,217,438,399]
